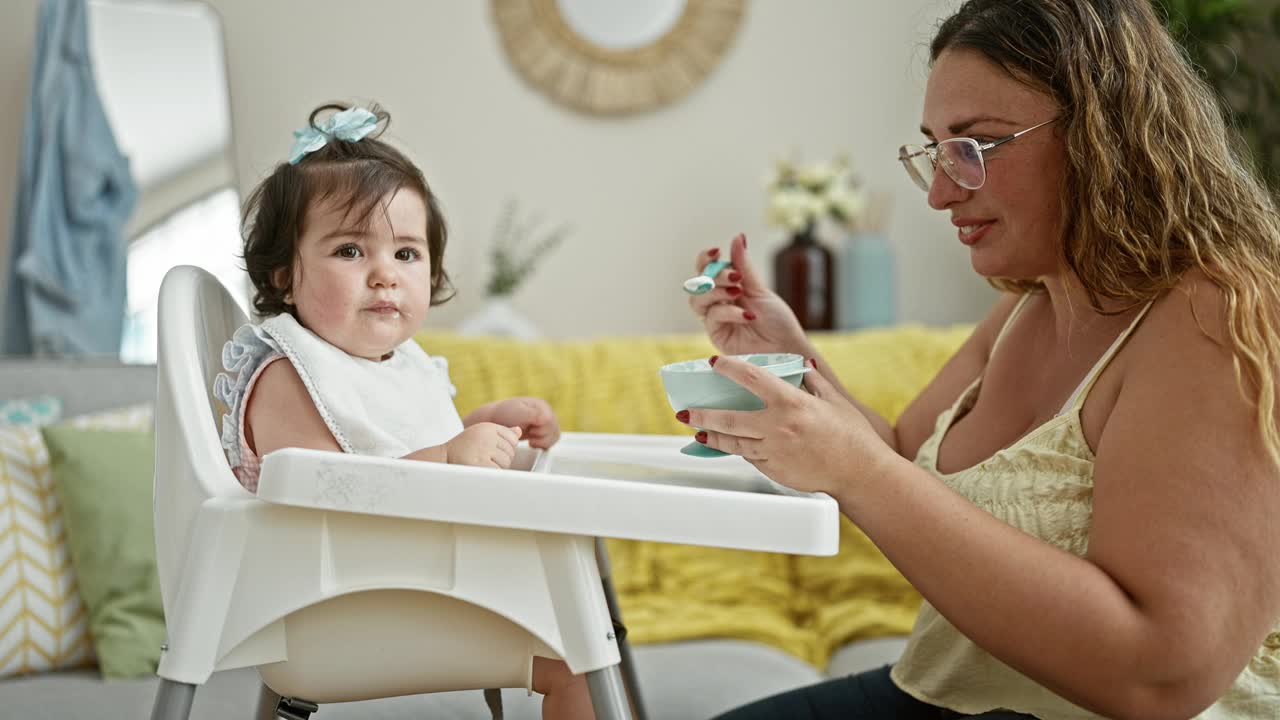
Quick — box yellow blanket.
[416,326,971,668]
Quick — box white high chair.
[149,265,839,720]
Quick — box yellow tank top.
[891,294,1280,719]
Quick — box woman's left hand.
[682,356,894,497]
[479,397,561,449]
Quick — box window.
[120,187,248,364]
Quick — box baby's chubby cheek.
[298,287,354,327]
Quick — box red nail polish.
[728,271,742,283]
[708,247,720,258]
[809,358,818,369]
[743,311,756,321]
[709,355,719,366]
[726,286,742,297]
[695,431,708,443]
[676,410,690,423]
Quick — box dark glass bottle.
[774,222,834,331]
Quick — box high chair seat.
[150,265,838,720]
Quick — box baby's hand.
[486,397,561,450]
[446,423,522,468]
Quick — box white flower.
[767,188,817,232]
[765,155,866,232]
[804,191,828,218]
[796,161,837,190]
[825,181,868,227]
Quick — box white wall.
[2,0,996,340]
[208,0,993,336]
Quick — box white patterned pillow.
[0,404,153,678]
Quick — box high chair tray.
[256,432,838,555]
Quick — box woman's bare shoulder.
[1119,268,1258,413]
[1138,269,1233,356]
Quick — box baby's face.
[288,189,434,360]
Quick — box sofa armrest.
[0,358,157,417]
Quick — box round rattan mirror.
[492,0,746,116]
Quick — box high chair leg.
[596,539,647,720]
[586,665,632,720]
[255,683,283,720]
[149,679,195,720]
[274,697,320,720]
[612,616,646,720]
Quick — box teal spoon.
[683,260,733,295]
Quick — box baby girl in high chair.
[213,103,594,719]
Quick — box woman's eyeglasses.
[898,118,1056,192]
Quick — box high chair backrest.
[153,265,250,616]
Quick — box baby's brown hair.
[240,102,453,318]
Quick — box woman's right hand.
[689,233,810,357]
[446,422,521,468]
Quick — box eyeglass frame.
[898,117,1057,192]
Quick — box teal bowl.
[659,353,810,457]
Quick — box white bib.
[218,314,462,459]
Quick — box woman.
[688,1,1280,718]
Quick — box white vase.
[455,296,541,339]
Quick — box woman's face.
[921,48,1066,280]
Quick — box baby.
[213,103,593,719]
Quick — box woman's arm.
[840,286,1280,719]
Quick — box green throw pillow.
[40,427,164,679]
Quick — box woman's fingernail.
[741,234,748,249]
[695,431,708,443]
[728,271,742,283]
[726,286,742,297]
[708,247,720,258]
[676,410,690,424]
[809,358,818,369]
[743,311,756,321]
[709,355,719,366]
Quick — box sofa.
[0,325,970,719]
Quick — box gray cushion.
[824,636,908,679]
[631,639,824,719]
[0,667,533,720]
[0,358,156,418]
[0,639,826,720]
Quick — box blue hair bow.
[288,107,379,164]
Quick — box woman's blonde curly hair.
[934,0,1280,465]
